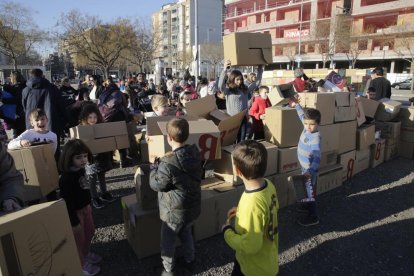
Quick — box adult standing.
[2,71,26,137]
[22,68,65,160]
[370,67,392,100]
[88,75,104,102]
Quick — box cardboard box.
[398,106,414,127]
[354,148,371,174]
[185,95,246,146]
[303,93,335,125]
[264,106,302,148]
[375,98,402,122]
[84,137,117,154]
[268,169,301,208]
[319,124,340,152]
[339,150,356,182]
[337,121,357,154]
[370,139,386,168]
[69,125,95,141]
[0,200,82,276]
[320,150,338,168]
[355,97,367,126]
[214,141,278,185]
[70,121,128,140]
[115,135,130,149]
[134,164,158,210]
[357,124,375,150]
[384,138,399,161]
[334,106,357,122]
[223,32,272,66]
[122,194,163,259]
[140,140,149,163]
[375,121,401,139]
[8,144,59,197]
[146,117,221,163]
[316,164,343,195]
[401,126,414,143]
[335,92,356,107]
[277,147,300,174]
[399,141,414,159]
[359,97,379,118]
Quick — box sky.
[11,0,175,55]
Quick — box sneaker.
[176,256,195,272]
[92,198,105,209]
[297,216,319,227]
[295,202,309,213]
[82,262,100,276]
[85,252,102,264]
[100,192,116,203]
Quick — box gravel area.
[92,157,414,275]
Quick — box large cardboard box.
[334,106,357,122]
[69,125,95,140]
[70,121,128,140]
[214,141,278,185]
[277,147,300,174]
[375,98,402,122]
[320,150,338,168]
[185,95,246,146]
[354,148,371,174]
[122,194,163,259]
[359,97,379,118]
[223,32,272,66]
[316,164,343,195]
[264,106,302,148]
[398,106,414,127]
[339,150,356,182]
[357,124,375,150]
[401,126,414,143]
[335,92,356,107]
[319,124,340,152]
[355,97,367,126]
[337,121,357,154]
[375,121,401,139]
[134,164,158,210]
[303,93,335,125]
[384,138,400,161]
[268,169,301,208]
[8,144,59,197]
[0,200,82,276]
[83,137,117,154]
[399,141,414,159]
[146,117,221,163]
[370,139,386,168]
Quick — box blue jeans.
[301,170,318,218]
[161,222,194,272]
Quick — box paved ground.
[92,156,414,275]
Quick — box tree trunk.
[12,56,18,71]
[322,59,327,69]
[103,67,109,79]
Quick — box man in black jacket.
[370,67,392,100]
[150,118,202,274]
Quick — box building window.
[307,44,315,53]
[358,39,368,50]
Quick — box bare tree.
[201,43,223,79]
[174,48,193,75]
[0,1,46,70]
[59,11,135,78]
[283,45,297,69]
[314,20,334,69]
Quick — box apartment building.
[224,0,414,72]
[152,0,222,77]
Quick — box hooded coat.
[22,77,64,135]
[150,144,202,232]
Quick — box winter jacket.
[98,84,128,123]
[0,142,24,206]
[2,82,26,135]
[249,97,272,133]
[371,76,392,100]
[22,77,65,135]
[150,144,202,232]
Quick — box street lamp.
[297,0,304,69]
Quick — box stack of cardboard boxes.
[399,105,414,159]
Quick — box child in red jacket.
[249,86,272,140]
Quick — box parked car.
[391,79,412,90]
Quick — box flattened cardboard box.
[384,138,399,161]
[357,124,375,150]
[316,164,343,195]
[354,148,371,175]
[401,126,414,143]
[398,106,414,127]
[337,121,357,154]
[264,106,302,148]
[370,139,385,168]
[303,93,335,125]
[84,137,117,154]
[355,97,367,126]
[0,200,82,276]
[185,95,246,146]
[375,121,401,139]
[339,150,356,182]
[359,97,379,118]
[277,147,300,174]
[399,141,414,159]
[70,121,128,140]
[223,32,272,66]
[375,98,401,122]
[267,169,301,208]
[8,144,59,197]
